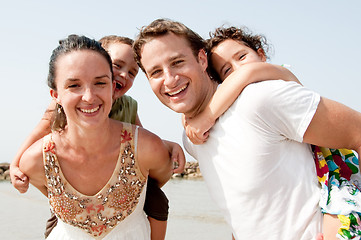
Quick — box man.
[133,19,361,239]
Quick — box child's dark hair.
[47,34,113,131]
[206,26,271,82]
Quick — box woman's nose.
[82,87,95,103]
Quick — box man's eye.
[150,69,161,77]
[173,60,184,66]
[68,84,79,88]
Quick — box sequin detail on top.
[42,123,146,239]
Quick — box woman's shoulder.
[19,138,45,181]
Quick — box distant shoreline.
[0,162,201,181]
[0,163,9,180]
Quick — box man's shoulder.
[228,80,310,118]
[241,80,302,102]
[244,79,294,92]
[234,80,284,105]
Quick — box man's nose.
[164,68,178,86]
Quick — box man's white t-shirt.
[183,80,322,240]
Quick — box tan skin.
[11,41,185,240]
[20,121,172,197]
[140,33,361,240]
[19,49,173,238]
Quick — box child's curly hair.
[206,26,271,82]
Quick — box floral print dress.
[313,146,361,239]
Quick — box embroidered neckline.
[43,124,146,238]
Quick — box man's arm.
[303,97,361,156]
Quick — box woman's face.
[211,39,266,81]
[51,50,113,128]
[106,43,139,100]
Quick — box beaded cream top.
[42,123,146,239]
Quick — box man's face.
[140,33,209,115]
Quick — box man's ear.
[198,49,208,72]
[257,48,267,62]
[50,89,60,104]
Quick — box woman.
[19,35,173,239]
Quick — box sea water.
[0,179,231,240]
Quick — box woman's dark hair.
[47,34,113,131]
[206,26,271,82]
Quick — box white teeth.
[80,106,100,113]
[168,85,187,96]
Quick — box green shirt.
[109,95,138,124]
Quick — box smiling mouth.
[167,85,187,96]
[115,82,123,90]
[80,106,100,113]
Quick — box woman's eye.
[96,81,107,86]
[68,84,79,88]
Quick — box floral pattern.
[313,146,361,239]
[43,123,146,239]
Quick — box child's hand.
[10,166,29,193]
[162,140,186,174]
[315,233,324,240]
[184,113,215,145]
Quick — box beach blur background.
[0,179,231,239]
[1,0,361,239]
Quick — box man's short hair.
[133,18,206,73]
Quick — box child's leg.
[148,217,167,240]
[44,211,58,238]
[144,177,169,240]
[323,214,341,240]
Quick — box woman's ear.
[198,49,208,72]
[257,48,267,62]
[50,89,60,104]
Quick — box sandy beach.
[0,178,231,240]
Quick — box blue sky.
[1,0,361,163]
